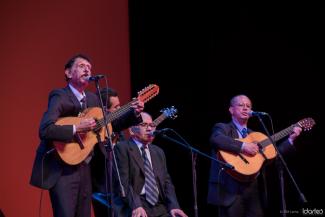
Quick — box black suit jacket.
[207,121,295,206]
[112,139,180,217]
[30,86,99,189]
[30,86,140,190]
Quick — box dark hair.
[64,54,91,70]
[64,54,91,81]
[99,87,118,109]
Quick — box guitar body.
[218,132,277,182]
[53,84,160,165]
[217,117,315,182]
[54,107,112,165]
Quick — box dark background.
[129,5,323,217]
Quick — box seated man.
[113,112,188,217]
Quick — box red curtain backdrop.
[0,1,130,216]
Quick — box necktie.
[80,96,92,163]
[141,146,159,206]
[80,96,87,111]
[241,128,248,138]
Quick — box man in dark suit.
[30,54,143,217]
[113,112,188,217]
[207,94,302,217]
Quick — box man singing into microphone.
[30,54,144,217]
[207,94,302,217]
[112,112,188,217]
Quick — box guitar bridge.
[239,154,249,164]
[75,133,85,149]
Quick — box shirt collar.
[232,118,247,132]
[69,84,86,102]
[132,138,148,150]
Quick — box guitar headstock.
[137,84,160,103]
[297,117,316,131]
[161,106,178,120]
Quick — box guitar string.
[260,124,297,148]
[93,89,158,131]
[152,109,176,126]
[153,114,165,126]
[93,99,136,131]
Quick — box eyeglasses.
[138,122,156,128]
[233,103,252,109]
[77,63,91,71]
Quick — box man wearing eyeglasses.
[30,54,144,217]
[207,94,302,217]
[112,112,188,217]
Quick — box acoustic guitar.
[217,117,315,182]
[54,84,159,165]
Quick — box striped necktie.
[141,146,159,206]
[241,128,248,138]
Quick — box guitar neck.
[153,113,167,126]
[99,99,136,126]
[260,124,296,147]
[96,84,159,127]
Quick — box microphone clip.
[86,74,105,81]
[249,111,269,116]
[150,128,170,136]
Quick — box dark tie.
[80,96,87,111]
[241,128,248,138]
[80,96,93,163]
[141,146,159,206]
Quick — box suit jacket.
[30,86,99,189]
[112,139,180,217]
[30,86,140,190]
[207,121,295,206]
[91,119,141,194]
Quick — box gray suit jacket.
[113,139,180,217]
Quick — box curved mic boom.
[85,74,105,81]
[249,111,268,116]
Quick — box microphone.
[150,128,170,136]
[85,74,105,81]
[249,111,269,116]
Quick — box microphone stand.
[156,129,234,217]
[191,151,198,217]
[255,114,307,217]
[93,78,124,217]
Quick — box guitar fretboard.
[153,113,167,126]
[93,84,159,131]
[260,124,297,147]
[94,99,136,131]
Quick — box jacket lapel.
[64,86,82,113]
[229,122,240,138]
[129,140,145,173]
[229,121,252,138]
[148,145,160,178]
